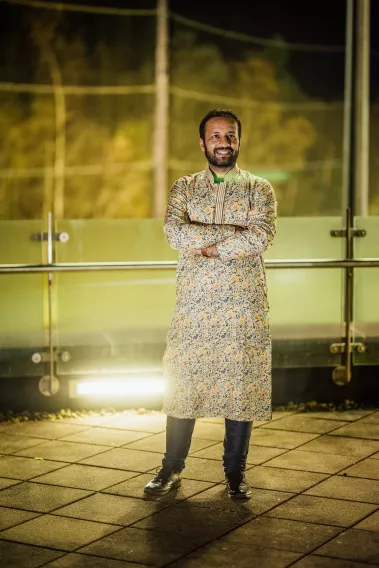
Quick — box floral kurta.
[162,165,277,421]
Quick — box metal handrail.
[0,258,379,274]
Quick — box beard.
[204,142,239,168]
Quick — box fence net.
[0,0,377,219]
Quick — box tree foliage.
[0,11,377,219]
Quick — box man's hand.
[190,245,218,257]
[190,226,244,257]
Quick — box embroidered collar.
[206,164,240,184]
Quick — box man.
[144,108,277,499]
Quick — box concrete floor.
[0,408,379,567]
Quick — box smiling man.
[144,108,277,500]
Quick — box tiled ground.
[0,408,379,567]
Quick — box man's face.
[200,116,240,169]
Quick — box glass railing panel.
[353,216,379,365]
[0,274,46,378]
[55,217,345,374]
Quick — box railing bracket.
[329,342,366,354]
[330,228,366,238]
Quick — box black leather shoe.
[144,469,181,496]
[226,471,252,499]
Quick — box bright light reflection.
[76,377,165,397]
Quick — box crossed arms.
[164,177,277,261]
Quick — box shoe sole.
[144,479,181,496]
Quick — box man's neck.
[209,164,234,177]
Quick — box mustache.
[215,147,233,152]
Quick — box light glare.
[76,377,165,397]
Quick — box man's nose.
[220,134,232,145]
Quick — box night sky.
[0,0,377,100]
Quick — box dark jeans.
[162,415,253,475]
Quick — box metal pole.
[47,211,55,394]
[1,258,379,274]
[355,0,371,216]
[342,0,354,213]
[333,0,357,386]
[152,0,169,218]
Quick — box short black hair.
[199,108,241,141]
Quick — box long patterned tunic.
[162,164,277,421]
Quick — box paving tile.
[192,421,226,441]
[249,445,289,463]
[316,528,379,563]
[134,502,252,539]
[190,441,286,464]
[271,411,300,421]
[44,553,142,567]
[330,423,379,440]
[359,411,379,424]
[15,441,109,463]
[169,541,301,568]
[296,411,375,422]
[60,414,117,427]
[3,422,90,439]
[126,431,217,454]
[250,428,319,449]
[264,450,358,474]
[79,526,206,567]
[371,452,379,460]
[53,492,167,526]
[0,456,68,480]
[101,412,167,433]
[246,465,328,493]
[305,475,379,504]
[0,507,39,530]
[0,423,16,431]
[102,473,214,502]
[32,464,138,491]
[266,495,377,527]
[292,555,375,568]
[0,434,45,454]
[298,435,379,458]
[0,514,119,551]
[220,516,342,553]
[0,478,21,490]
[179,484,293,516]
[60,428,150,447]
[0,482,91,513]
[341,458,379,480]
[198,417,224,424]
[261,415,348,434]
[80,447,162,472]
[355,510,379,531]
[180,456,227,482]
[0,540,63,568]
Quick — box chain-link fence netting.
[0,1,156,219]
[0,0,377,219]
[168,13,347,217]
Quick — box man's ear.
[199,138,205,153]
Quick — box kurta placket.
[162,165,277,421]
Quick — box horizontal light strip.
[71,377,165,398]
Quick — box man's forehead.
[206,117,238,132]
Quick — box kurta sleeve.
[164,178,236,251]
[216,178,277,262]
